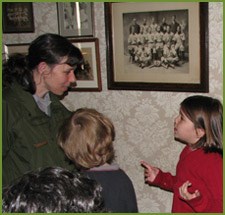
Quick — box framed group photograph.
[57,2,94,37]
[3,2,34,33]
[105,2,209,92]
[69,38,102,92]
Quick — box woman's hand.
[179,180,200,200]
[140,160,159,183]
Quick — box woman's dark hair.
[3,53,33,90]
[180,95,223,155]
[3,33,84,94]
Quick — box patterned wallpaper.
[3,2,223,212]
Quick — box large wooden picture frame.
[105,2,209,92]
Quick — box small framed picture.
[5,43,29,57]
[57,2,94,37]
[3,2,35,33]
[69,38,102,92]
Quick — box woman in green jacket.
[2,33,84,186]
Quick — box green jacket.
[2,82,73,186]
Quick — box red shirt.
[151,146,223,212]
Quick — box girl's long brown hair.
[181,95,223,155]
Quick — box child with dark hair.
[141,95,223,213]
[3,167,107,213]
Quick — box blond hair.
[58,108,115,169]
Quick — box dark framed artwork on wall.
[69,38,102,92]
[57,2,94,37]
[3,2,34,33]
[105,2,209,92]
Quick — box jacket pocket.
[34,141,48,148]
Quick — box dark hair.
[2,167,107,213]
[180,95,223,155]
[3,33,84,94]
[3,53,33,90]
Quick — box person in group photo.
[141,95,223,213]
[2,166,107,213]
[125,12,188,70]
[2,33,84,187]
[57,108,138,213]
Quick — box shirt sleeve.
[185,155,223,212]
[150,169,177,192]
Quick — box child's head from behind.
[180,95,222,153]
[58,108,115,169]
[3,167,106,213]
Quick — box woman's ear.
[196,128,205,139]
[37,62,49,74]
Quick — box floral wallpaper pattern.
[3,2,223,212]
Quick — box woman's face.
[43,59,76,95]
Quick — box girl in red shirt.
[141,95,223,213]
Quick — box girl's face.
[43,60,76,96]
[174,109,201,145]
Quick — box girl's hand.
[140,160,159,183]
[179,181,200,200]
